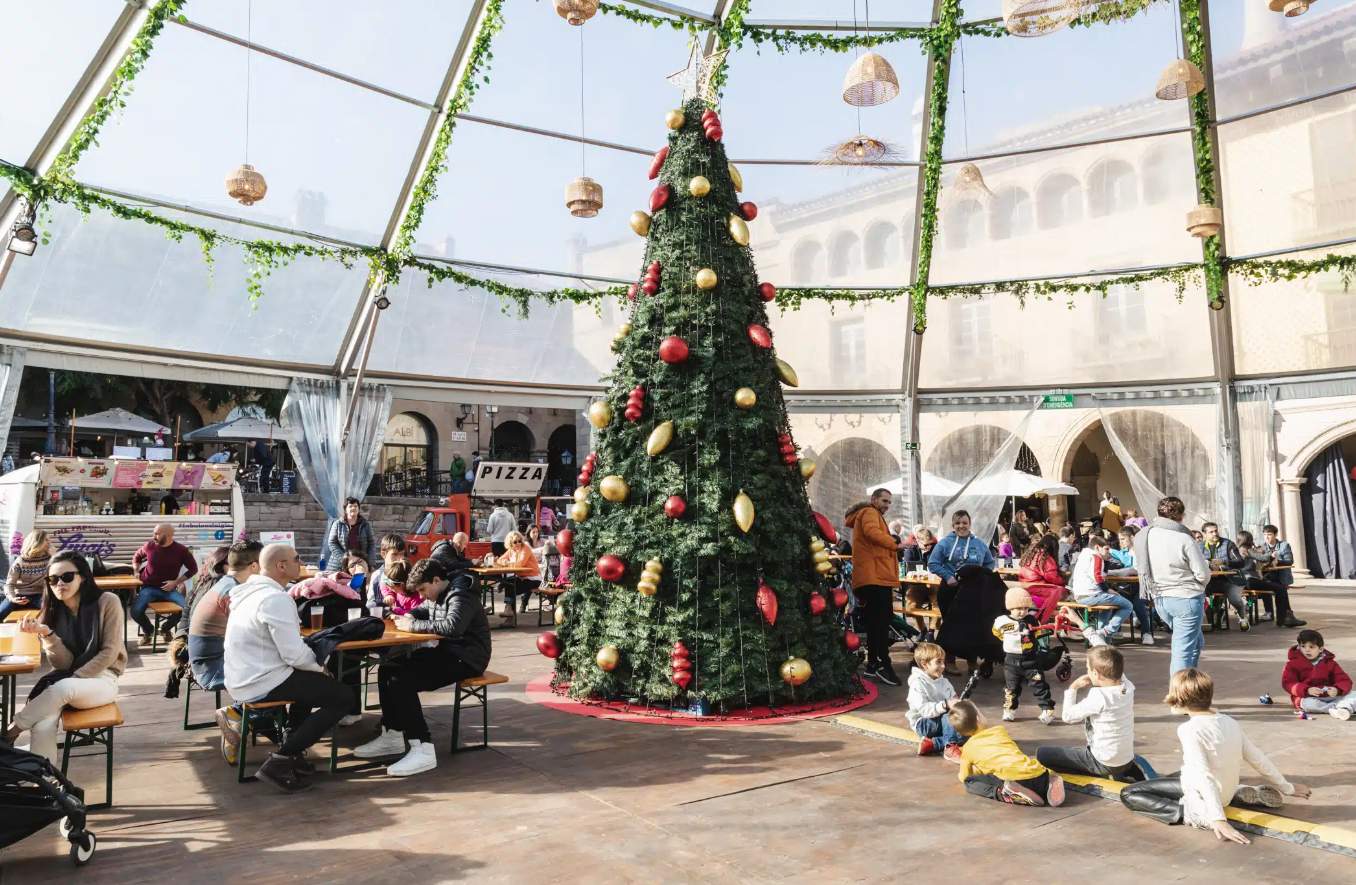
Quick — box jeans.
[1075,589,1133,634]
[188,634,226,690]
[1300,694,1356,715]
[14,672,119,764]
[255,668,353,757]
[1003,655,1054,712]
[1244,576,1294,623]
[507,577,542,612]
[1036,745,1143,782]
[965,772,1050,803]
[854,585,894,670]
[914,714,965,749]
[1206,577,1248,621]
[131,586,187,636]
[0,595,39,621]
[378,648,481,743]
[1156,595,1205,675]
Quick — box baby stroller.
[0,741,97,865]
[1031,615,1075,684]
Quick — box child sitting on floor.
[378,559,421,616]
[1120,668,1311,844]
[906,642,964,762]
[1036,646,1146,782]
[950,700,1066,807]
[1282,629,1355,720]
[992,587,1056,725]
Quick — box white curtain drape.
[1097,405,1215,530]
[925,398,1041,544]
[0,347,26,463]
[1237,387,1277,538]
[280,377,392,520]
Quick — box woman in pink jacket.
[1018,533,1066,624]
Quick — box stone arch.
[1036,172,1083,229]
[1087,158,1138,218]
[546,423,577,490]
[809,437,901,526]
[383,410,438,476]
[791,239,826,283]
[990,186,1033,241]
[828,230,863,278]
[490,420,534,462]
[925,424,1039,483]
[1284,416,1356,480]
[863,221,901,269]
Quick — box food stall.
[0,457,244,566]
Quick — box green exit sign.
[904,442,920,451]
[1043,394,1075,410]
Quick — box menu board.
[45,458,236,490]
[172,463,205,488]
[111,461,145,489]
[137,462,174,490]
[201,465,238,490]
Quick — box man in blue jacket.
[1255,525,1305,628]
[928,510,996,586]
[1200,522,1250,632]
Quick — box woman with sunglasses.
[3,551,124,763]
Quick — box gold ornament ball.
[588,401,612,429]
[597,646,620,671]
[815,561,834,575]
[734,387,757,409]
[665,109,685,130]
[781,657,812,686]
[812,549,830,564]
[573,485,591,503]
[809,538,826,553]
[614,321,632,340]
[695,268,718,290]
[689,176,711,197]
[799,458,817,479]
[729,214,750,247]
[554,603,565,625]
[600,475,630,502]
[629,210,651,237]
[571,501,591,522]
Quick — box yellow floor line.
[832,712,1356,856]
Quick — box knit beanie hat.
[1005,587,1034,611]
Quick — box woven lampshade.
[1002,0,1083,37]
[1155,59,1205,101]
[816,136,907,166]
[842,52,900,107]
[553,0,599,25]
[948,162,996,205]
[1269,0,1312,16]
[225,164,268,206]
[1186,204,1223,238]
[566,176,603,218]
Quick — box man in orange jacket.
[845,488,902,685]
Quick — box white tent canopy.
[72,408,169,435]
[183,415,282,442]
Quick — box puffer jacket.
[325,517,376,568]
[408,571,492,673]
[843,503,898,588]
[1281,645,1352,709]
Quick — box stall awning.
[183,415,282,442]
[71,408,170,435]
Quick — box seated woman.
[188,541,263,691]
[1018,533,1065,624]
[4,552,124,763]
[497,531,542,626]
[1,529,52,621]
[1237,530,1305,629]
[354,558,492,777]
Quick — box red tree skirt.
[525,672,878,727]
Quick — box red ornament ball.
[554,528,574,558]
[844,631,861,652]
[809,591,827,616]
[659,336,690,364]
[537,632,563,658]
[627,283,637,301]
[832,587,848,608]
[596,554,626,583]
[747,324,772,349]
[664,495,687,519]
[741,201,758,221]
[641,279,659,296]
[758,282,776,303]
[812,511,838,544]
[673,670,693,690]
[576,471,590,486]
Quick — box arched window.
[863,222,900,269]
[1142,142,1192,205]
[990,187,1033,241]
[382,412,436,485]
[1036,174,1083,229]
[829,231,863,278]
[792,240,826,283]
[944,199,986,250]
[1088,159,1138,218]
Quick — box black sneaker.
[255,753,313,793]
[861,666,880,682]
[876,663,903,686]
[1281,615,1307,628]
[292,754,317,777]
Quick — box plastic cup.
[310,609,324,630]
[12,629,40,657]
[348,608,362,622]
[368,605,383,620]
[0,623,14,655]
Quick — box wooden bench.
[452,671,509,753]
[1058,601,1127,643]
[536,583,568,626]
[3,609,33,624]
[146,600,183,652]
[234,701,292,783]
[60,703,122,809]
[182,670,223,731]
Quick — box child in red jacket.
[1282,630,1355,720]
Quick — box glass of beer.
[310,609,324,630]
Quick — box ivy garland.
[406,256,628,316]
[1179,0,1226,309]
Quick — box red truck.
[403,495,492,561]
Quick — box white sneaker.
[1141,633,1155,646]
[1002,709,1017,722]
[338,714,363,727]
[1234,784,1283,809]
[354,728,406,759]
[1240,617,1251,632]
[1039,710,1055,725]
[1086,631,1108,648]
[387,740,437,777]
[1331,707,1353,721]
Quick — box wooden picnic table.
[0,656,40,733]
[472,565,537,607]
[94,575,142,592]
[1105,570,1237,584]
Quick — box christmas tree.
[548,51,857,709]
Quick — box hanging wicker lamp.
[1268,0,1312,16]
[225,164,268,206]
[553,0,599,25]
[817,135,907,166]
[1155,59,1205,101]
[948,162,996,205]
[566,176,603,218]
[1002,0,1083,37]
[842,52,900,107]
[1186,204,1222,238]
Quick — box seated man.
[130,523,198,647]
[188,540,263,691]
[355,557,492,777]
[1199,522,1250,632]
[224,543,351,793]
[431,531,474,572]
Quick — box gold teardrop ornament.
[647,421,674,456]
[729,214,750,247]
[729,162,743,191]
[733,491,754,533]
[630,210,651,236]
[600,475,630,502]
[775,357,799,387]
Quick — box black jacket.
[305,617,386,662]
[1201,538,1247,586]
[430,539,474,574]
[409,573,491,673]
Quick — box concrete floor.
[5,583,1355,882]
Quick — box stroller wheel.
[70,831,96,866]
[58,816,74,839]
[978,661,994,680]
[1056,660,1073,683]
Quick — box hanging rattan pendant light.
[1268,0,1312,16]
[1155,58,1205,100]
[948,162,996,205]
[843,52,900,107]
[553,0,599,25]
[1002,0,1083,37]
[565,25,601,217]
[1186,204,1222,238]
[226,0,266,205]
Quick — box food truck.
[0,457,245,566]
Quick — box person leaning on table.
[354,557,492,778]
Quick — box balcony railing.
[1292,180,1356,241]
[1302,326,1356,370]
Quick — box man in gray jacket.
[1133,497,1211,676]
[487,503,516,558]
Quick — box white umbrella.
[869,472,963,498]
[969,469,1078,498]
[71,408,169,435]
[183,415,282,442]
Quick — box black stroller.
[0,741,97,865]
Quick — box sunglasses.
[46,571,80,587]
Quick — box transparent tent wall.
[788,407,905,539]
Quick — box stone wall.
[242,493,441,562]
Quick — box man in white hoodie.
[486,503,515,558]
[224,543,351,793]
[1133,496,1211,676]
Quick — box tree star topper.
[667,42,728,105]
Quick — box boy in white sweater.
[1070,535,1133,647]
[906,642,965,762]
[1120,668,1311,844]
[1036,646,1145,782]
